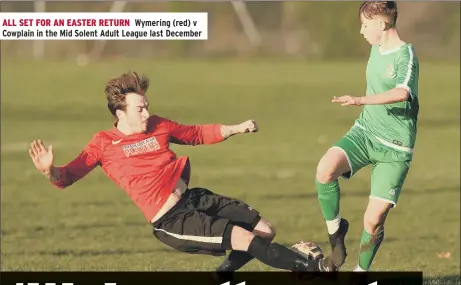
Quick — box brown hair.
[359,1,398,28]
[104,71,150,116]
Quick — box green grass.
[1,58,459,283]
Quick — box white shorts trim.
[374,136,413,153]
[330,146,353,179]
[154,228,223,244]
[354,123,413,153]
[369,196,396,208]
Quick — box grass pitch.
[1,58,459,283]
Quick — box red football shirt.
[50,115,225,222]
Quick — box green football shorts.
[333,124,412,207]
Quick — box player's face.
[121,93,150,134]
[359,13,384,45]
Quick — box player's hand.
[332,95,363,106]
[237,120,258,133]
[29,140,54,174]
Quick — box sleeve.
[396,46,418,101]
[163,118,225,146]
[51,133,103,189]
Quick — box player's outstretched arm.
[220,119,258,139]
[28,135,102,189]
[29,139,62,183]
[333,46,418,107]
[167,118,258,146]
[332,88,410,106]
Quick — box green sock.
[315,179,340,221]
[358,228,384,270]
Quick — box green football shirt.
[355,43,419,152]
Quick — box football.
[291,241,325,260]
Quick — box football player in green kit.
[315,1,419,272]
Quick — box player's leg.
[152,200,334,272]
[315,127,371,268]
[188,187,275,272]
[226,223,335,272]
[354,198,391,272]
[355,160,410,271]
[216,217,275,272]
[206,188,276,239]
[214,192,276,273]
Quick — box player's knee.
[364,198,392,233]
[229,225,255,252]
[254,218,276,240]
[265,220,276,239]
[316,159,337,184]
[316,170,335,184]
[316,148,348,184]
[363,211,386,234]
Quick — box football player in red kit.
[29,71,335,273]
